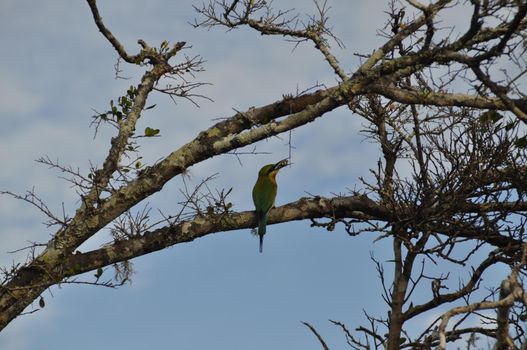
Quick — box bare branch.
[302,322,331,350]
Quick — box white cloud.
[0,72,43,117]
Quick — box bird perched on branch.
[252,159,288,253]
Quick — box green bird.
[252,159,288,253]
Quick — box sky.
[0,1,515,349]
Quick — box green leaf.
[144,127,160,137]
[94,267,103,279]
[39,296,45,308]
[144,104,156,110]
[479,110,503,124]
[127,87,137,98]
[515,136,527,148]
[504,121,517,131]
[135,161,142,169]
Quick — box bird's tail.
[258,214,267,253]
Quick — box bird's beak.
[272,158,288,171]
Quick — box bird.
[252,158,288,253]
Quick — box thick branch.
[63,195,390,277]
[368,83,527,113]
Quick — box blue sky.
[0,1,514,349]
